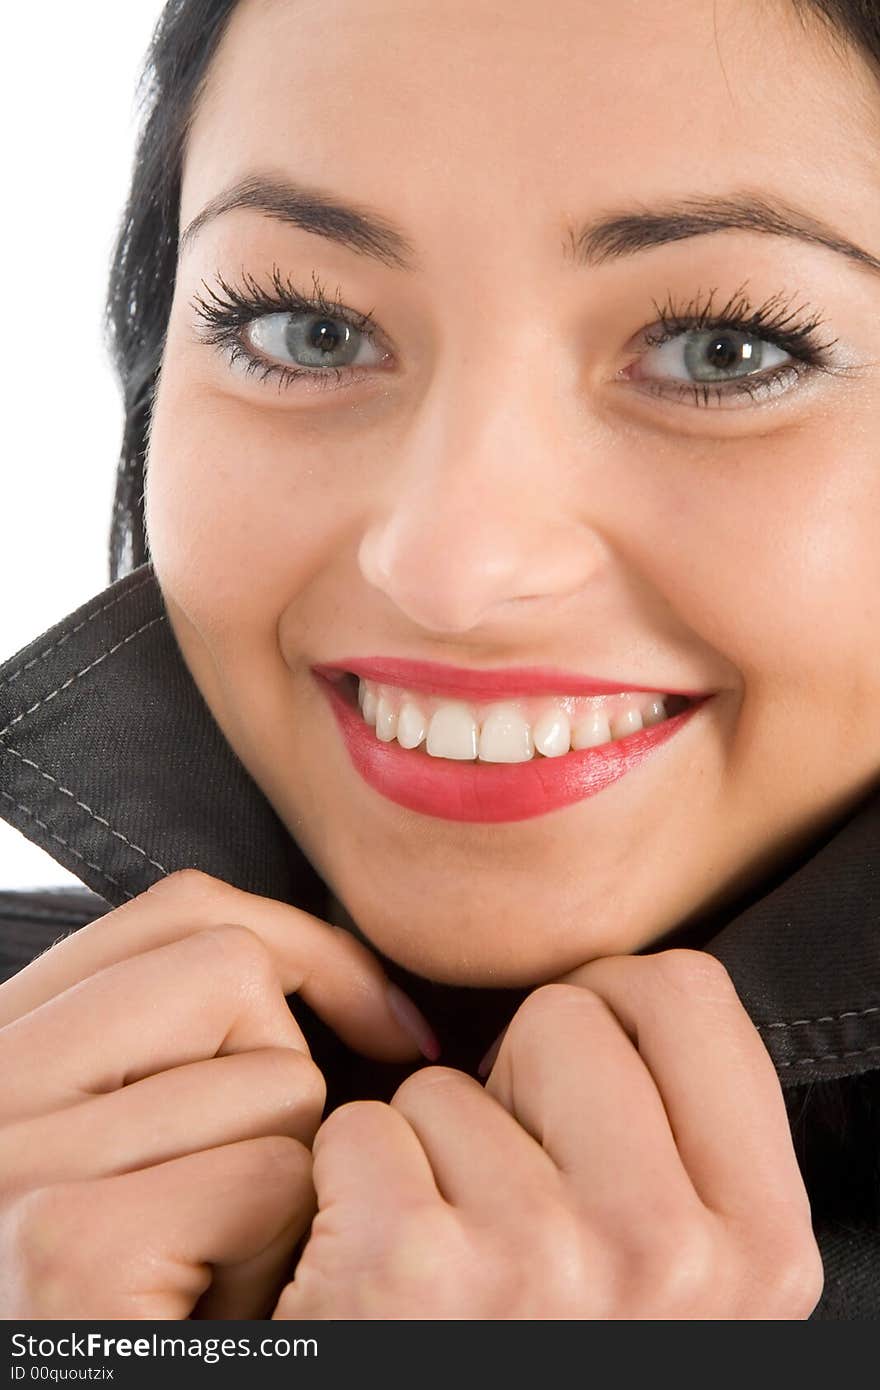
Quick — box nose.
[357,370,610,637]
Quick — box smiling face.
[144,0,880,985]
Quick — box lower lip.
[314,673,708,823]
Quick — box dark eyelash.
[192,268,844,407]
[645,282,839,367]
[190,264,380,392]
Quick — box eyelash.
[191,265,383,394]
[190,266,841,409]
[629,283,841,408]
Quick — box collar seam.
[0,572,156,696]
[0,778,135,901]
[0,614,166,741]
[757,1004,880,1031]
[0,605,171,904]
[774,1041,880,1070]
[0,742,169,878]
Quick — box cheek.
[144,368,356,636]
[629,419,880,702]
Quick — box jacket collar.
[1,562,878,1085]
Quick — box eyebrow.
[179,174,880,278]
[573,190,880,277]
[179,173,417,268]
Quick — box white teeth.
[354,676,679,762]
[610,707,643,739]
[375,693,398,742]
[571,710,612,749]
[532,708,571,758]
[396,699,427,749]
[361,685,378,726]
[426,702,479,760]
[642,697,667,727]
[478,704,535,763]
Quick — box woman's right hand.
[0,868,426,1320]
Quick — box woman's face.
[146,0,880,986]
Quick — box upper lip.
[311,657,709,702]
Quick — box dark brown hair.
[106,0,238,581]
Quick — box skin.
[4,0,875,1317]
[276,954,824,1319]
[145,0,880,988]
[0,870,424,1319]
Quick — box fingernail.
[385,982,441,1061]
[477,1026,507,1078]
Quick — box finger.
[276,1102,451,1321]
[2,1048,325,1188]
[192,1220,309,1321]
[0,869,432,1061]
[12,1136,315,1321]
[311,1100,442,1220]
[0,926,310,1120]
[485,984,700,1219]
[390,1067,557,1211]
[558,950,808,1221]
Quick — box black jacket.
[0,564,878,1319]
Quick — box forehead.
[182,0,878,261]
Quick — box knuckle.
[764,1232,825,1316]
[12,1184,73,1238]
[194,921,275,988]
[368,1206,472,1313]
[313,1099,387,1154]
[389,1202,463,1266]
[147,867,218,899]
[246,1134,313,1187]
[508,982,607,1047]
[651,948,738,1001]
[294,1200,473,1318]
[5,1185,88,1287]
[380,1212,469,1295]
[525,1195,590,1281]
[486,1194,606,1317]
[520,981,596,1024]
[257,1046,327,1118]
[630,1215,718,1307]
[392,1065,473,1110]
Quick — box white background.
[1,2,167,887]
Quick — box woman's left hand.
[272,949,824,1319]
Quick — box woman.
[0,0,878,1319]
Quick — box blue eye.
[626,325,806,408]
[246,310,384,372]
[194,267,845,409]
[638,327,791,385]
[191,265,390,394]
[620,285,842,409]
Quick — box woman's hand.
[0,868,425,1320]
[273,949,824,1319]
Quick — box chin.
[355,909,600,989]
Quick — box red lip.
[313,670,710,824]
[312,657,707,702]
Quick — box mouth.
[333,671,694,762]
[312,662,711,823]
